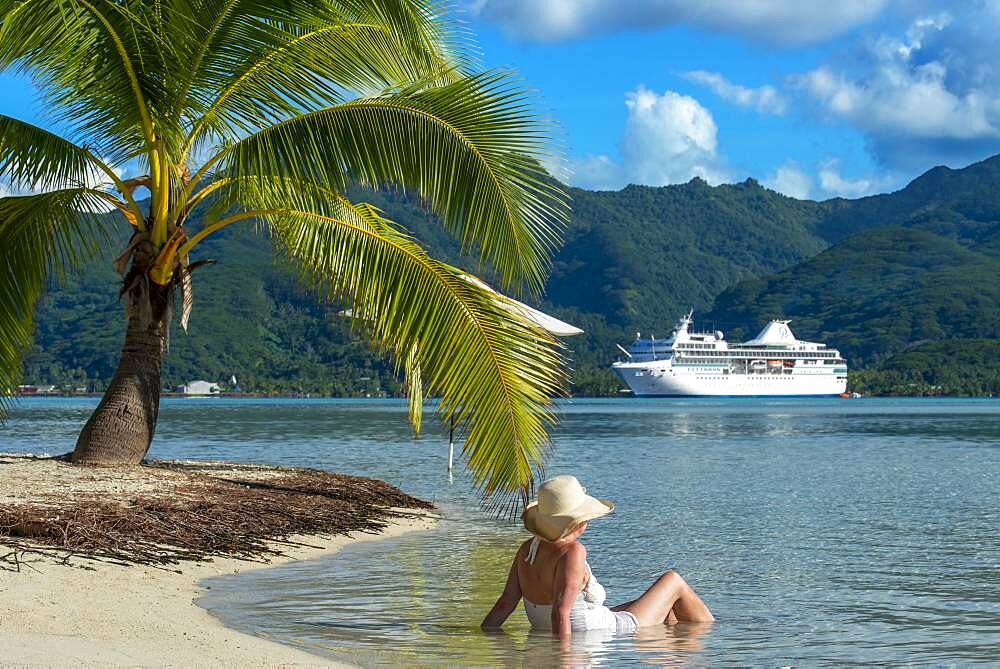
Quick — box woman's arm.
[551,543,587,638]
[481,551,523,629]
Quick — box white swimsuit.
[521,537,639,634]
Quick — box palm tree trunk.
[70,307,168,464]
[71,239,171,465]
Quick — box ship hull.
[612,363,847,397]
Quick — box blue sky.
[462,0,1000,199]
[4,1,1000,200]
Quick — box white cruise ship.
[612,312,847,397]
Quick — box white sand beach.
[1,513,437,668]
[0,456,438,667]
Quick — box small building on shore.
[16,385,58,395]
[177,380,221,396]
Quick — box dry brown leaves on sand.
[0,455,432,570]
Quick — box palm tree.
[0,0,569,500]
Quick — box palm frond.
[242,194,566,501]
[404,340,422,436]
[221,70,569,295]
[0,0,172,161]
[0,188,118,418]
[0,115,94,189]
[0,115,140,218]
[181,0,463,152]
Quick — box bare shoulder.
[561,540,587,564]
[553,541,587,588]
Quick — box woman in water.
[481,475,714,637]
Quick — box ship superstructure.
[612,312,847,397]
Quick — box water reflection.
[198,501,724,667]
[200,514,719,667]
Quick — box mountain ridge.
[21,154,1000,396]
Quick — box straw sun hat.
[522,475,614,542]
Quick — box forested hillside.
[707,226,1000,359]
[816,155,1000,242]
[22,177,840,395]
[851,340,1000,396]
[545,178,831,326]
[21,155,1000,396]
[706,155,1000,382]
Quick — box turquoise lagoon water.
[2,397,999,666]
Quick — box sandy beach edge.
[1,511,439,668]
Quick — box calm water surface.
[3,398,999,666]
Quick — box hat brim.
[522,495,614,542]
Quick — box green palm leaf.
[0,115,96,190]
[0,115,139,217]
[255,197,566,502]
[0,188,118,417]
[179,0,460,149]
[0,0,166,161]
[221,71,568,295]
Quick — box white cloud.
[570,154,621,191]
[571,86,729,189]
[795,56,994,140]
[792,11,1000,169]
[623,87,726,184]
[470,0,887,45]
[764,162,812,199]
[817,161,874,197]
[683,70,787,114]
[814,160,902,198]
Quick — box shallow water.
[4,397,999,666]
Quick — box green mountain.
[22,177,838,395]
[706,155,1000,376]
[19,155,1000,396]
[706,226,1000,363]
[544,179,831,327]
[816,157,1000,243]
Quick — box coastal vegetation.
[0,1,571,498]
[849,340,1000,396]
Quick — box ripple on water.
[4,398,999,666]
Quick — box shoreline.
[10,393,1000,402]
[1,512,438,668]
[0,454,437,667]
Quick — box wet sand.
[1,513,437,667]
